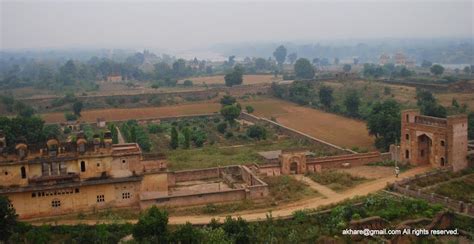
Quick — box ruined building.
[0,131,267,219]
[400,109,468,171]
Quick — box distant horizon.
[2,1,472,50]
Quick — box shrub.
[183,80,193,87]
[217,122,227,134]
[245,105,254,113]
[224,132,234,139]
[246,125,267,140]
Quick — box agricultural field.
[117,116,335,170]
[242,97,376,150]
[178,74,281,85]
[41,102,221,123]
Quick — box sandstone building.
[400,109,468,171]
[0,132,267,219]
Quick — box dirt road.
[30,166,430,226]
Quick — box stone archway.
[290,162,298,174]
[417,134,432,165]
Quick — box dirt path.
[30,166,431,226]
[291,175,340,198]
[116,126,125,144]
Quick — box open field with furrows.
[242,98,376,150]
[178,74,281,85]
[41,102,221,123]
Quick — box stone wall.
[391,170,473,216]
[306,152,383,171]
[167,168,220,186]
[141,165,268,209]
[239,112,354,154]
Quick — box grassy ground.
[306,170,368,192]
[425,174,474,203]
[140,116,333,170]
[166,139,318,171]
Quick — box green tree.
[183,79,193,87]
[319,86,334,108]
[171,222,203,244]
[220,105,242,123]
[222,216,252,244]
[64,112,78,121]
[72,101,83,117]
[288,52,298,65]
[202,228,233,244]
[421,60,432,68]
[220,95,237,106]
[245,105,254,113]
[430,64,444,76]
[463,66,471,75]
[217,122,228,134]
[344,90,360,117]
[367,100,401,150]
[273,45,287,68]
[191,129,207,147]
[255,58,267,71]
[172,59,189,78]
[288,81,313,105]
[0,196,18,242]
[246,125,267,140]
[343,64,351,72]
[170,127,179,149]
[183,127,191,149]
[294,58,315,79]
[416,89,447,118]
[133,206,169,243]
[224,65,244,87]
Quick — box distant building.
[394,52,407,66]
[106,75,122,82]
[379,54,390,65]
[97,118,106,128]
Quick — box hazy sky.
[1,0,473,51]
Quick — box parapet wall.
[391,169,474,216]
[307,152,383,170]
[239,112,354,154]
[167,167,220,186]
[142,165,268,209]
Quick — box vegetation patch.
[264,175,319,204]
[425,175,474,203]
[306,170,367,192]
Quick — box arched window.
[405,134,409,140]
[20,166,26,179]
[440,157,445,166]
[440,140,445,146]
[406,114,409,122]
[80,161,86,172]
[405,150,409,159]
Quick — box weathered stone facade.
[0,133,267,219]
[400,109,468,172]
